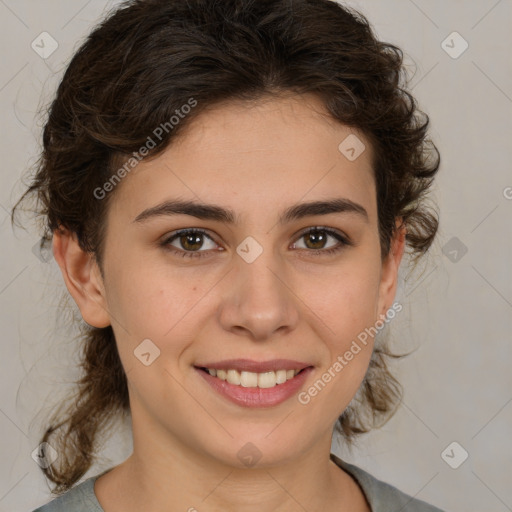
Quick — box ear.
[376,218,406,320]
[52,227,111,328]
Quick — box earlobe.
[52,227,111,328]
[376,219,407,319]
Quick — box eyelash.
[160,227,352,259]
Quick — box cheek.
[101,260,169,360]
[105,255,180,328]
[304,256,382,336]
[103,258,211,367]
[297,270,380,415]
[298,255,382,396]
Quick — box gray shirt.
[32,453,445,511]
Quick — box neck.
[96,433,360,512]
[94,403,367,512]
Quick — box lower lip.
[194,367,314,408]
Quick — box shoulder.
[31,475,103,512]
[330,453,446,512]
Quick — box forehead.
[107,93,377,226]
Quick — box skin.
[53,92,405,512]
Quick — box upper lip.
[195,359,313,373]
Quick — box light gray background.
[1,1,511,511]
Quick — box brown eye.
[161,229,219,259]
[177,232,204,251]
[160,226,351,260]
[292,227,351,255]
[303,230,329,250]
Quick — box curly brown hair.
[12,0,440,495]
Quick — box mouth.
[194,364,315,408]
[194,366,311,389]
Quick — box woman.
[15,0,443,510]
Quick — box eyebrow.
[133,197,369,225]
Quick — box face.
[56,93,405,468]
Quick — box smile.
[198,367,304,389]
[194,365,314,408]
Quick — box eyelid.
[162,225,348,244]
[292,225,350,244]
[160,227,218,246]
[160,225,351,256]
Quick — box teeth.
[227,369,241,385]
[205,368,302,388]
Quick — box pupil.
[180,231,327,252]
[307,231,325,249]
[182,233,202,251]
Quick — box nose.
[218,248,300,341]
